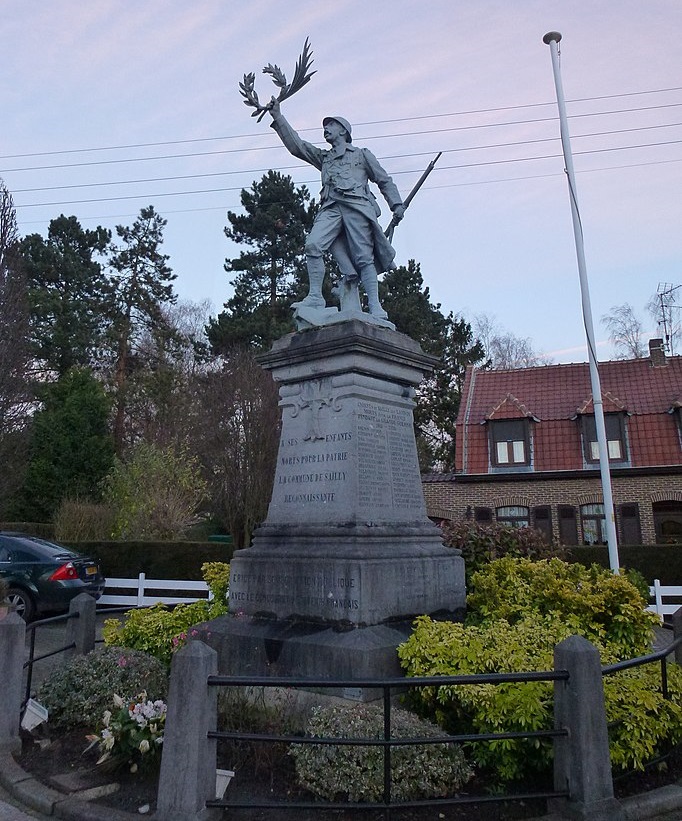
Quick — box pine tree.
[207,171,317,352]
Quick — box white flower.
[102,710,111,727]
[113,693,124,708]
[139,739,150,754]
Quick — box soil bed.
[17,728,682,820]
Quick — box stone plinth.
[203,321,465,683]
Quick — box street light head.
[543,31,562,45]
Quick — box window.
[474,507,492,523]
[581,414,627,463]
[489,419,530,467]
[581,503,607,545]
[496,506,530,528]
[653,500,682,544]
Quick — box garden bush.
[290,702,472,802]
[466,556,658,658]
[37,646,168,730]
[441,520,566,583]
[398,614,682,784]
[102,562,229,665]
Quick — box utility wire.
[14,138,682,210]
[10,121,682,195]
[3,102,682,174]
[2,85,681,160]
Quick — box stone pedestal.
[202,320,465,683]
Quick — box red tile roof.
[456,355,682,473]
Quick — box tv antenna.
[655,282,681,355]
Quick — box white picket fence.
[648,579,682,619]
[97,573,680,618]
[98,573,211,608]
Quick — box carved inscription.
[356,400,422,511]
[276,431,351,506]
[230,570,359,611]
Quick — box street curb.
[2,751,682,820]
[0,754,133,821]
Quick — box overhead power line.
[10,121,682,196]
[2,84,681,161]
[2,102,682,174]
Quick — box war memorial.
[204,42,465,684]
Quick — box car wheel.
[6,587,35,621]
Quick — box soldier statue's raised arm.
[268,97,405,322]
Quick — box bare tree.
[601,303,645,359]
[192,349,280,548]
[474,313,550,370]
[0,179,31,511]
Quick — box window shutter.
[619,503,642,546]
[532,506,553,542]
[558,505,578,545]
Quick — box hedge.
[62,540,234,580]
[567,545,682,586]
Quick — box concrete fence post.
[0,612,26,753]
[672,606,682,666]
[64,592,96,661]
[552,634,625,821]
[157,640,219,821]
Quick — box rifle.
[384,151,442,243]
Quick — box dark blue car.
[0,532,105,620]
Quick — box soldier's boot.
[298,256,326,308]
[361,266,388,319]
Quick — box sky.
[2,1,681,363]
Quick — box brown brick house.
[422,340,682,545]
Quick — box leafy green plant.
[623,567,651,601]
[102,562,229,665]
[466,557,658,658]
[398,614,682,785]
[36,646,168,730]
[290,703,472,802]
[86,691,166,773]
[290,704,472,801]
[103,601,210,666]
[441,520,566,583]
[104,441,207,540]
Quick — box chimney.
[649,338,667,367]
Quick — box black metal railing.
[23,611,78,708]
[205,669,570,817]
[22,604,143,708]
[602,631,682,700]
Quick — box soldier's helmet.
[322,116,352,142]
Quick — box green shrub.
[103,600,212,666]
[104,442,207,540]
[623,567,651,601]
[398,614,682,785]
[466,557,658,658]
[54,499,115,542]
[441,520,566,583]
[36,646,168,730]
[290,703,472,802]
[102,562,229,665]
